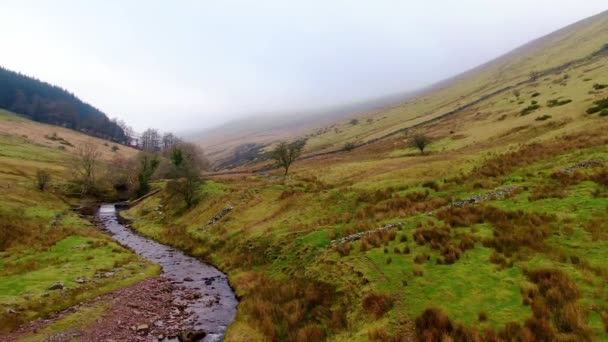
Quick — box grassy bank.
[0,114,158,333]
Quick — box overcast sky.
[0,1,606,132]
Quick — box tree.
[166,143,206,208]
[167,162,202,208]
[136,153,160,197]
[74,143,101,195]
[271,140,305,175]
[412,135,430,155]
[140,128,161,152]
[35,169,51,191]
[162,132,180,153]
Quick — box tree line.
[0,66,128,142]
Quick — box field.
[0,113,157,334]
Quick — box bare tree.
[74,143,101,195]
[35,169,51,191]
[271,140,305,175]
[161,132,180,153]
[412,135,430,155]
[140,128,161,152]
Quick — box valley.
[1,6,608,342]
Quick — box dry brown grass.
[0,114,138,161]
[239,273,339,341]
[362,291,394,319]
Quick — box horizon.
[1,1,606,134]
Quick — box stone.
[179,330,207,342]
[47,282,64,291]
[75,278,86,284]
[136,324,149,332]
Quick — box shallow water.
[97,204,238,341]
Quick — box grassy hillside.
[301,11,608,154]
[0,111,157,333]
[120,11,608,341]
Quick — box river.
[96,204,238,342]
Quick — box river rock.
[179,330,207,342]
[47,282,64,291]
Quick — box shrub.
[343,142,355,152]
[335,243,352,257]
[111,145,120,152]
[415,308,453,341]
[35,169,51,191]
[593,83,608,90]
[586,97,608,114]
[240,274,339,340]
[528,184,566,201]
[546,98,572,107]
[362,292,394,319]
[521,103,541,115]
[422,180,440,191]
[535,114,552,121]
[412,264,423,277]
[478,311,488,321]
[531,92,541,97]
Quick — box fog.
[1,1,606,132]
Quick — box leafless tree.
[271,140,305,175]
[74,143,101,195]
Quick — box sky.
[0,1,606,133]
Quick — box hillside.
[300,10,608,154]
[0,110,157,334]
[198,10,608,171]
[117,10,608,342]
[194,91,418,169]
[0,66,127,142]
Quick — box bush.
[343,142,355,152]
[422,180,440,191]
[415,308,453,341]
[362,292,394,319]
[35,169,51,191]
[478,311,488,321]
[546,98,572,107]
[240,274,339,340]
[586,97,608,114]
[521,103,541,115]
[535,114,552,121]
[335,243,352,257]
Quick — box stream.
[96,204,238,342]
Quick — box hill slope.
[0,110,155,333]
[0,66,127,142]
[119,10,608,341]
[199,9,608,171]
